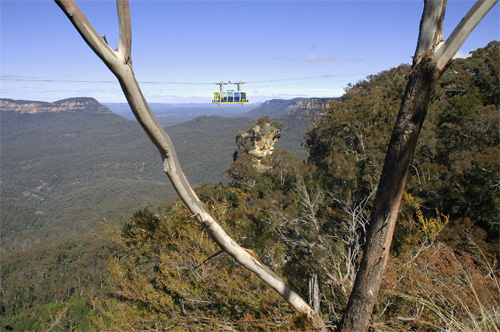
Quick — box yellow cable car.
[212,90,249,104]
[212,81,249,104]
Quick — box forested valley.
[1,42,498,331]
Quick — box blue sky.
[1,0,498,104]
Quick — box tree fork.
[338,0,497,330]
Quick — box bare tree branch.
[117,0,132,64]
[55,0,118,66]
[54,0,325,329]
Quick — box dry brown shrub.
[377,242,499,332]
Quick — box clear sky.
[1,0,498,104]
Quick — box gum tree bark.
[54,0,325,329]
[338,1,498,331]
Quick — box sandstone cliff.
[243,97,333,119]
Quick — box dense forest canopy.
[306,41,499,241]
[1,42,499,331]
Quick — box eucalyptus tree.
[339,1,498,331]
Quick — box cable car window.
[234,92,240,102]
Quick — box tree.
[54,0,325,329]
[339,1,498,331]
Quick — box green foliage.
[305,64,409,206]
[0,237,119,331]
[306,42,499,251]
[392,192,448,256]
[1,296,93,332]
[89,203,305,331]
[256,115,284,131]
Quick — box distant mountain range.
[0,96,331,252]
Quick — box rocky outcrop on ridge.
[233,116,282,171]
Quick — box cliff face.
[262,97,330,112]
[234,116,282,171]
[244,97,333,119]
[0,97,112,114]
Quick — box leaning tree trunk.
[338,1,497,331]
[338,54,439,332]
[54,0,326,329]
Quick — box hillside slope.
[1,98,172,251]
[1,96,323,252]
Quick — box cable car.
[212,81,249,104]
[212,90,249,104]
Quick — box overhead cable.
[1,72,375,86]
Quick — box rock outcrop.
[234,116,282,171]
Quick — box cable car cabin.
[212,90,249,104]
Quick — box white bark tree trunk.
[54,0,325,329]
[339,1,498,331]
